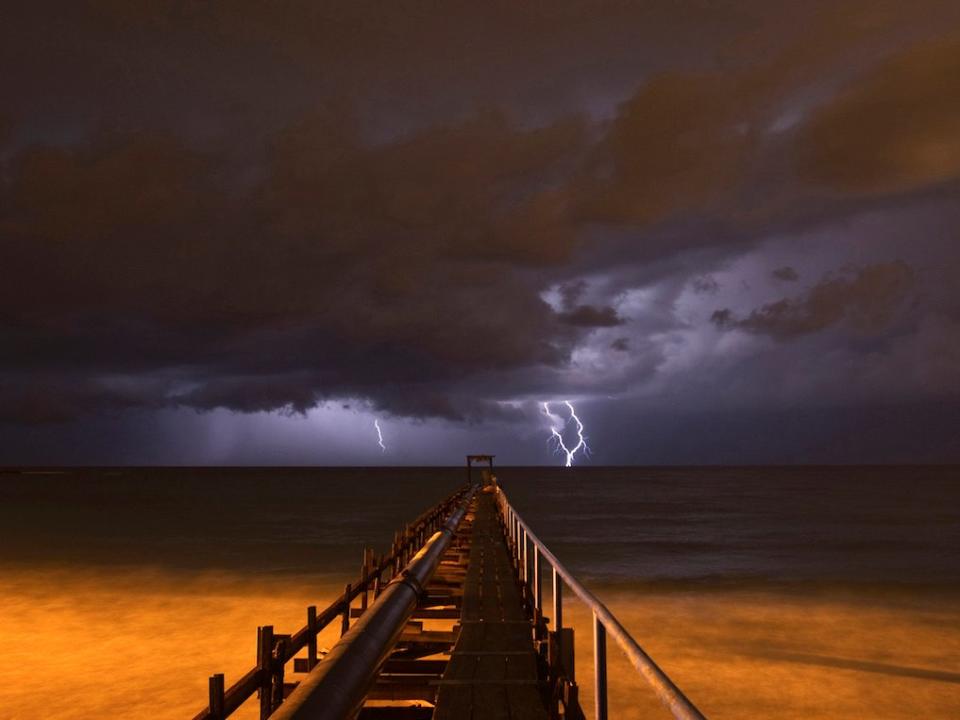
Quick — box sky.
[1,1,959,465]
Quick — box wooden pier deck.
[433,490,548,719]
[194,457,705,720]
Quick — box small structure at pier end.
[194,457,706,720]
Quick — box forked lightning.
[542,400,591,467]
[374,418,386,452]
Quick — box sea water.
[1,466,957,718]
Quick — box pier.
[194,457,706,720]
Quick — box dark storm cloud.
[772,267,800,282]
[712,262,916,338]
[0,109,586,422]
[576,72,759,226]
[558,280,588,311]
[557,305,624,328]
[691,275,720,294]
[0,114,11,147]
[2,1,960,465]
[799,34,960,194]
[0,375,162,424]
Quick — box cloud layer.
[1,2,959,462]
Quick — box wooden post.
[553,567,563,665]
[517,518,522,561]
[208,673,225,720]
[593,612,608,720]
[513,516,520,561]
[271,636,286,711]
[562,627,576,683]
[307,605,318,670]
[360,548,370,612]
[534,545,542,620]
[257,625,274,720]
[341,583,351,636]
[393,532,402,575]
[522,529,529,588]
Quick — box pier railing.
[193,483,472,720]
[270,485,477,720]
[497,489,707,720]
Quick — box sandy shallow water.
[2,566,957,719]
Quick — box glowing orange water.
[2,566,957,719]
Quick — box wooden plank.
[397,629,457,644]
[475,653,507,683]
[433,491,549,720]
[352,606,460,619]
[380,659,447,676]
[442,654,478,681]
[471,683,510,720]
[507,684,551,718]
[366,677,436,703]
[357,707,433,720]
[433,685,472,720]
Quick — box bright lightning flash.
[374,419,386,452]
[542,400,591,467]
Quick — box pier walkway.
[433,491,547,719]
[193,456,706,720]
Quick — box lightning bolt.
[374,418,386,452]
[542,400,591,467]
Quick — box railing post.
[257,625,274,720]
[208,673,225,720]
[513,516,518,556]
[516,517,522,567]
[341,583,351,636]
[393,531,401,575]
[377,553,384,585]
[522,529,529,588]
[306,605,318,670]
[360,548,370,612]
[593,612,608,720]
[271,636,287,711]
[553,566,563,660]
[534,544,542,619]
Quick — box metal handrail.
[498,490,707,720]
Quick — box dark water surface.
[2,465,957,590]
[3,465,959,720]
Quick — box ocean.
[1,466,958,718]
